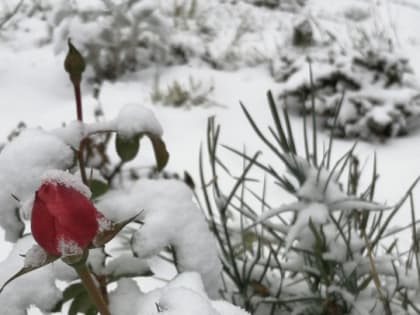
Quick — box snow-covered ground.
[2,0,420,314]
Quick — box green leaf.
[52,282,85,312]
[85,305,98,315]
[63,283,85,302]
[115,134,141,162]
[90,179,109,199]
[69,290,93,315]
[148,135,169,171]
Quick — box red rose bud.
[31,172,100,256]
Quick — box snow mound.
[0,236,61,315]
[0,128,73,241]
[96,179,222,298]
[109,272,249,315]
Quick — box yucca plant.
[200,88,420,315]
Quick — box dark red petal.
[31,191,60,256]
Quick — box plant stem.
[72,81,88,185]
[75,264,111,315]
[78,139,88,185]
[74,83,83,121]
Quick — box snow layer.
[0,236,61,315]
[109,272,250,315]
[115,103,163,138]
[97,179,222,298]
[0,128,74,241]
[40,169,91,198]
[52,103,164,147]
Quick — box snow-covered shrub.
[241,0,307,10]
[0,42,250,315]
[46,0,296,80]
[0,0,24,30]
[151,75,215,108]
[273,47,420,141]
[50,0,172,81]
[201,91,420,314]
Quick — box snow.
[97,179,222,298]
[40,169,91,198]
[23,245,47,268]
[96,214,112,233]
[51,120,84,148]
[114,103,163,138]
[109,272,250,315]
[0,129,74,241]
[108,278,142,314]
[284,202,329,251]
[50,103,164,147]
[57,238,83,257]
[0,237,62,315]
[2,0,420,314]
[104,254,150,279]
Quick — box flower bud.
[64,39,86,85]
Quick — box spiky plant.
[200,90,420,315]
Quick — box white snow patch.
[96,214,112,233]
[115,103,163,139]
[0,236,61,314]
[57,238,83,257]
[104,254,150,279]
[0,128,74,241]
[109,272,249,315]
[96,179,222,298]
[23,245,47,268]
[40,169,91,198]
[51,120,84,148]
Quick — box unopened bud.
[64,39,86,85]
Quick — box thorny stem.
[75,264,111,315]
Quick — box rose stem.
[72,81,88,185]
[65,40,88,185]
[74,83,83,121]
[75,264,111,315]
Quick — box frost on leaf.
[97,179,222,298]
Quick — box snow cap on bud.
[31,170,99,256]
[64,39,85,85]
